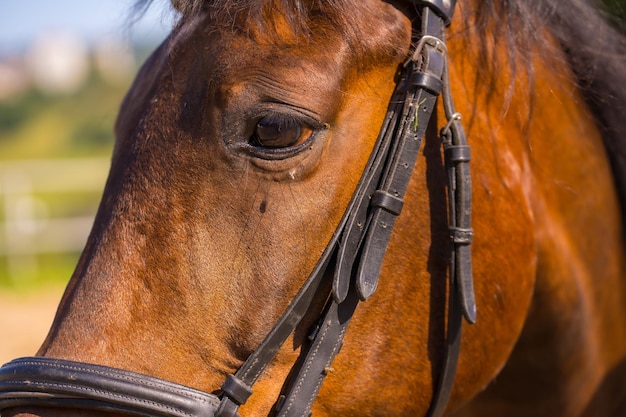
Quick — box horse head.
[3,1,626,416]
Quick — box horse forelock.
[134,0,411,70]
[132,0,626,109]
[135,0,376,40]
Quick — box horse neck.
[442,5,626,414]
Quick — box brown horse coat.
[6,1,626,416]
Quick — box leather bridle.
[0,1,475,416]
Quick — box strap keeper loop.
[371,191,404,216]
[221,374,253,406]
[410,72,443,95]
[445,145,471,163]
[450,227,473,245]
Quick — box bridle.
[0,1,475,415]
[0,1,475,416]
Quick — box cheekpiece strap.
[413,0,457,26]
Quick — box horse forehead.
[149,17,358,121]
[215,25,350,85]
[168,5,405,84]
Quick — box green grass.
[0,74,126,160]
[0,253,76,291]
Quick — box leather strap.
[440,50,476,325]
[0,357,220,416]
[273,290,359,417]
[414,0,457,26]
[355,13,446,301]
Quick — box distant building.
[0,57,30,100]
[0,32,137,101]
[25,31,89,95]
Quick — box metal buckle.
[440,112,462,138]
[404,35,448,68]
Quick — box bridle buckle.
[405,35,448,68]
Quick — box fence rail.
[0,158,110,282]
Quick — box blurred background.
[0,0,174,288]
[0,0,625,364]
[0,0,174,363]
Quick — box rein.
[0,1,475,416]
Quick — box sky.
[0,0,175,53]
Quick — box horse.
[1,0,626,416]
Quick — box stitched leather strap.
[356,23,446,302]
[0,357,220,416]
[274,291,359,417]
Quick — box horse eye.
[251,115,313,148]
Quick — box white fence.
[0,158,110,281]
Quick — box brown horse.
[2,0,626,416]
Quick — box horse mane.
[489,0,626,223]
[133,0,626,224]
[464,0,626,226]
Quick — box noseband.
[0,1,475,416]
